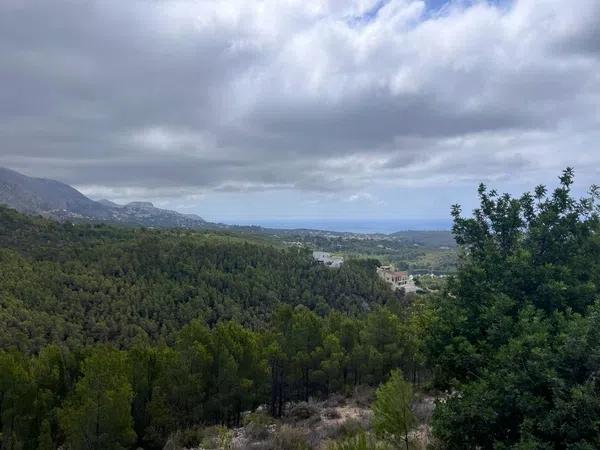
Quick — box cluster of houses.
[312,253,418,293]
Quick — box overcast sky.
[1,0,599,225]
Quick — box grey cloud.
[0,0,599,208]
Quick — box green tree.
[0,352,33,450]
[362,308,403,383]
[59,348,135,450]
[37,419,53,450]
[428,169,600,447]
[372,370,416,450]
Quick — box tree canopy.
[0,207,426,449]
[428,168,600,448]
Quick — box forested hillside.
[0,206,430,450]
[0,206,398,353]
[3,170,600,450]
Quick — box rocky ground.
[165,388,438,450]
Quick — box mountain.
[97,198,121,208]
[0,167,207,229]
[0,167,114,218]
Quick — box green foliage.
[0,206,397,353]
[0,352,36,450]
[243,411,273,440]
[0,207,430,449]
[327,432,392,450]
[36,420,53,450]
[58,348,136,450]
[270,424,310,450]
[0,302,425,449]
[373,370,416,449]
[428,169,600,448]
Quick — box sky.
[1,0,599,226]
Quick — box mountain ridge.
[0,167,208,229]
[0,167,455,243]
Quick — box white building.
[313,251,344,268]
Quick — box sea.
[230,219,452,234]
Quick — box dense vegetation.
[0,207,429,449]
[428,169,600,448]
[0,305,428,449]
[0,206,403,353]
[3,168,600,449]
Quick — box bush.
[324,394,346,408]
[322,408,341,419]
[338,418,367,438]
[245,421,272,441]
[244,410,274,427]
[270,425,310,450]
[327,432,392,450]
[200,426,234,450]
[289,402,319,421]
[163,427,205,449]
[164,425,234,450]
[351,386,375,407]
[244,410,275,441]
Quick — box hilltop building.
[377,265,409,290]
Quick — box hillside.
[0,167,207,228]
[0,167,111,218]
[0,206,421,450]
[3,172,600,449]
[0,206,398,353]
[0,167,458,274]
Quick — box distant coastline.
[225,218,453,234]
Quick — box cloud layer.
[1,0,599,220]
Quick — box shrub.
[324,394,346,408]
[322,408,341,419]
[245,411,275,441]
[338,418,366,438]
[164,425,234,450]
[289,402,319,421]
[351,386,375,407]
[246,421,272,441]
[327,432,392,450]
[270,425,310,450]
[163,427,205,449]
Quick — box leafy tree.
[428,169,600,447]
[372,370,416,450]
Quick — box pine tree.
[59,348,136,450]
[372,369,416,450]
[37,419,53,450]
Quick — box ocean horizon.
[227,218,453,234]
